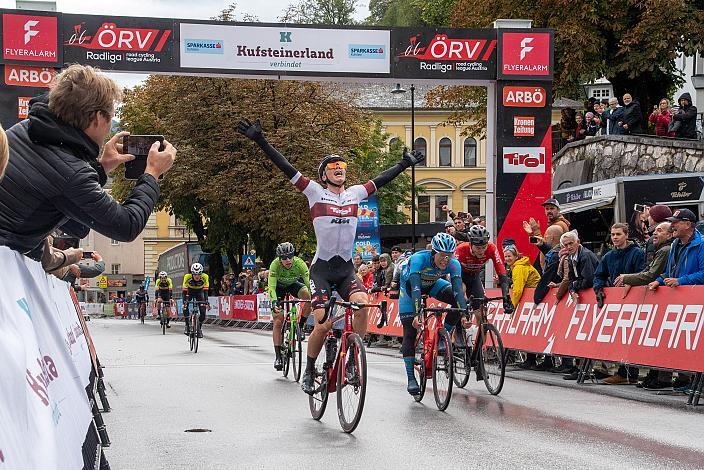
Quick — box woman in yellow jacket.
[503,245,541,307]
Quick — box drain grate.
[185,428,212,433]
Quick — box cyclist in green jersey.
[268,242,312,371]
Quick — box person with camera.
[0,64,176,262]
[648,98,675,137]
[237,117,424,395]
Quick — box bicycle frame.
[418,296,454,379]
[280,296,299,343]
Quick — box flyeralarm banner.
[497,28,554,81]
[0,10,62,66]
[62,14,176,71]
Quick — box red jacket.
[649,110,675,137]
[360,271,374,291]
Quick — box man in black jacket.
[673,92,698,139]
[0,64,176,260]
[618,93,643,135]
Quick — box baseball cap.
[649,204,672,224]
[391,245,401,253]
[667,208,697,223]
[541,198,561,209]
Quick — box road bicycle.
[412,295,455,411]
[157,300,173,335]
[451,296,507,395]
[278,296,305,382]
[138,301,147,324]
[185,300,209,353]
[308,296,387,433]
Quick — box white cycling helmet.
[158,271,167,278]
[191,263,203,275]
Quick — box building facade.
[354,84,488,225]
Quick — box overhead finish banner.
[62,14,176,72]
[178,22,390,77]
[390,28,497,80]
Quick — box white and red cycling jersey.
[292,172,376,263]
[455,241,506,276]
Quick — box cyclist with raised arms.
[182,263,209,338]
[398,232,467,395]
[237,118,424,395]
[454,225,514,316]
[155,271,174,328]
[268,242,312,371]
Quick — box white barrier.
[79,302,104,316]
[0,247,94,470]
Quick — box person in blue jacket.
[593,223,646,307]
[398,232,467,396]
[649,209,704,290]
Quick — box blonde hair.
[48,64,122,130]
[0,124,8,181]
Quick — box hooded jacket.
[673,92,698,139]
[656,230,704,285]
[509,256,541,306]
[593,241,646,289]
[0,96,160,260]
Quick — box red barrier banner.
[219,295,233,320]
[230,295,257,321]
[365,287,704,373]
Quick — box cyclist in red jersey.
[455,225,514,314]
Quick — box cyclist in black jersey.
[237,118,425,394]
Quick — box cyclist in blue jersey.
[398,232,467,395]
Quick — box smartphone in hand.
[82,251,93,259]
[124,135,165,180]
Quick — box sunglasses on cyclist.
[325,161,347,171]
[279,255,293,261]
[436,252,453,261]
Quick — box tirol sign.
[390,28,497,80]
[62,14,175,71]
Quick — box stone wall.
[553,135,704,183]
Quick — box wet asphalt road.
[90,318,704,470]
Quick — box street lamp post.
[391,83,416,251]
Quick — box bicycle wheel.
[336,333,367,433]
[292,324,303,382]
[281,317,291,378]
[161,307,166,335]
[433,328,454,411]
[413,330,427,402]
[192,315,199,354]
[452,328,470,389]
[140,308,145,324]
[479,323,505,395]
[308,356,329,420]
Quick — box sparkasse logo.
[502,32,550,76]
[185,39,224,54]
[348,44,386,59]
[502,86,546,107]
[3,14,58,62]
[503,146,546,173]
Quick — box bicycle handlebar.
[319,298,388,325]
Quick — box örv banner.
[0,247,94,470]
[365,287,704,373]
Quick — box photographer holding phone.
[0,64,177,261]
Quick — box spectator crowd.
[560,93,699,144]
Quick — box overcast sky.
[2,0,371,88]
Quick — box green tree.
[427,0,704,133]
[280,0,358,25]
